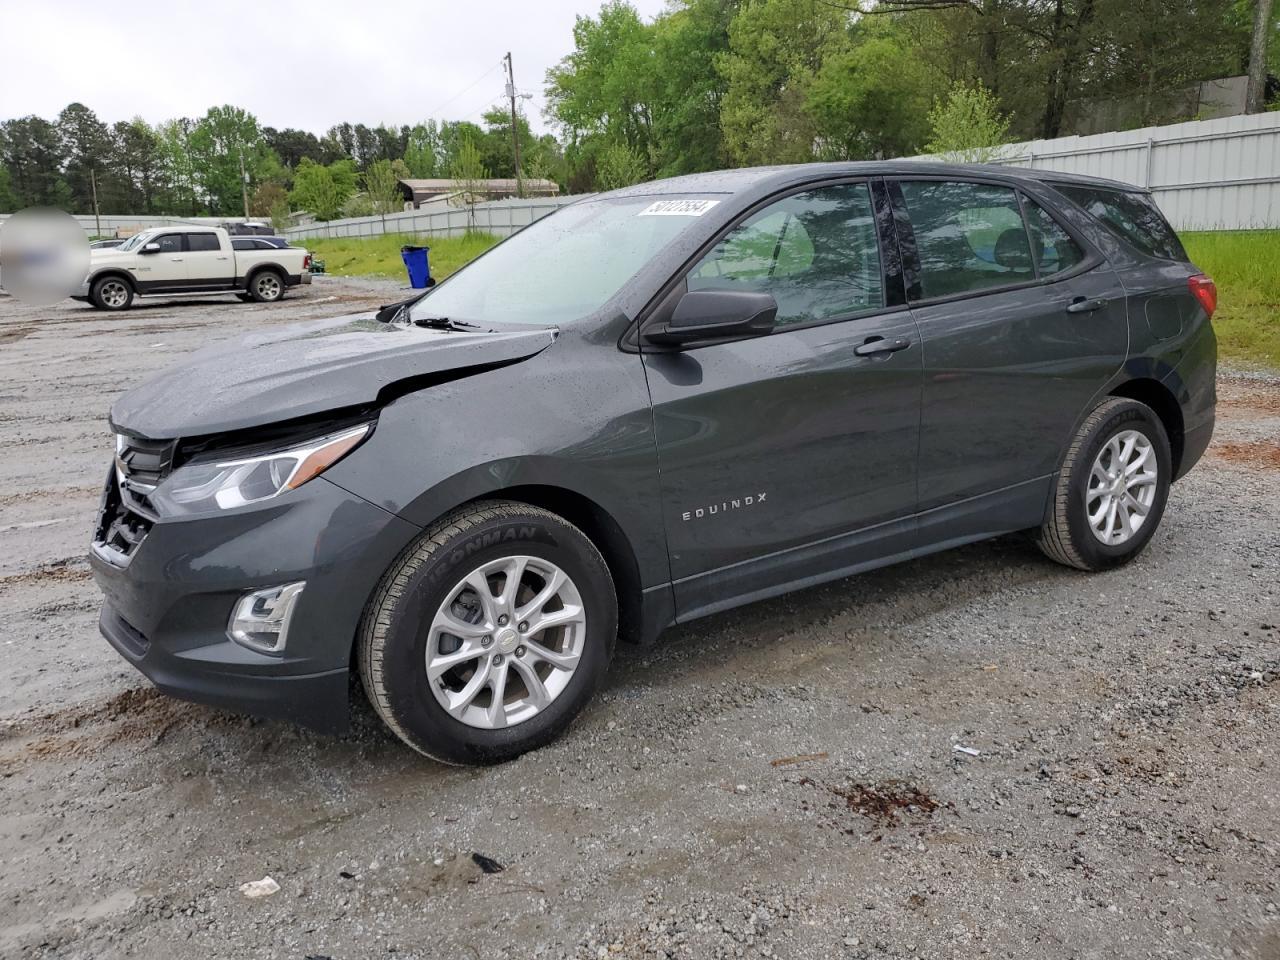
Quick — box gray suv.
[90,163,1217,764]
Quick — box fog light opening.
[228,582,305,654]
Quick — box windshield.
[116,231,158,252]
[408,195,723,327]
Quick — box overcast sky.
[0,0,669,136]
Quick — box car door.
[890,178,1128,544]
[184,232,234,288]
[642,180,923,620]
[138,233,187,289]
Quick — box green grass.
[1182,230,1280,369]
[300,232,500,282]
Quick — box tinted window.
[186,233,220,251]
[231,239,254,251]
[1023,197,1086,277]
[154,234,183,253]
[1054,185,1186,261]
[899,181,1034,299]
[688,183,883,326]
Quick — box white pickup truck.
[75,226,310,311]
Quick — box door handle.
[855,336,911,357]
[1066,296,1105,314]
[168,257,184,262]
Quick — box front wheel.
[247,270,284,303]
[358,501,617,764]
[1037,397,1172,571]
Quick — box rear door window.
[186,233,221,252]
[687,182,883,326]
[1052,185,1186,261]
[898,181,1035,299]
[1022,197,1086,277]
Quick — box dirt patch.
[795,776,942,826]
[1213,440,1280,469]
[0,325,36,344]
[0,558,93,588]
[1218,378,1280,416]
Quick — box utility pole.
[90,168,101,238]
[504,51,524,198]
[1246,0,1275,113]
[239,147,251,220]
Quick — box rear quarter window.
[1053,184,1187,261]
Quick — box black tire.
[358,500,617,764]
[247,269,285,303]
[90,275,134,311]
[1037,397,1172,571]
[235,292,253,302]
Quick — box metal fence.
[903,111,1280,231]
[280,195,584,242]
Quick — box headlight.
[151,424,370,514]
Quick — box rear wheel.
[1037,397,1171,571]
[90,276,133,311]
[358,501,617,764]
[248,269,284,303]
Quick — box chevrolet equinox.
[91,163,1217,763]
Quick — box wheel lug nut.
[518,621,529,633]
[492,654,504,665]
[515,646,525,658]
[498,614,509,626]
[481,635,492,647]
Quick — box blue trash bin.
[400,245,431,289]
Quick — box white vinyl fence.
[0,213,264,238]
[281,195,584,242]
[904,111,1280,231]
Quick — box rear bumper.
[1176,414,1214,481]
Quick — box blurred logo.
[0,208,90,305]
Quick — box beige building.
[396,178,560,209]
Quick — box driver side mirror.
[644,289,777,346]
[140,242,161,255]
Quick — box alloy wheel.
[425,556,586,729]
[101,280,128,308]
[256,274,281,300]
[1086,428,1158,546]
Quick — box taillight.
[303,253,311,271]
[1188,274,1216,318]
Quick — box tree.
[447,136,489,231]
[806,30,933,159]
[58,103,116,213]
[263,126,323,168]
[288,158,357,220]
[112,119,168,214]
[157,118,200,215]
[363,158,405,223]
[1247,0,1276,112]
[924,81,1012,162]
[188,105,281,215]
[596,141,647,189]
[403,121,445,177]
[0,164,17,212]
[1,116,70,208]
[718,0,853,165]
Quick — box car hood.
[110,313,557,439]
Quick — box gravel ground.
[0,280,1276,960]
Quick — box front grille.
[95,434,175,562]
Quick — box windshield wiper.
[413,315,488,332]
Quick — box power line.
[420,62,505,121]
